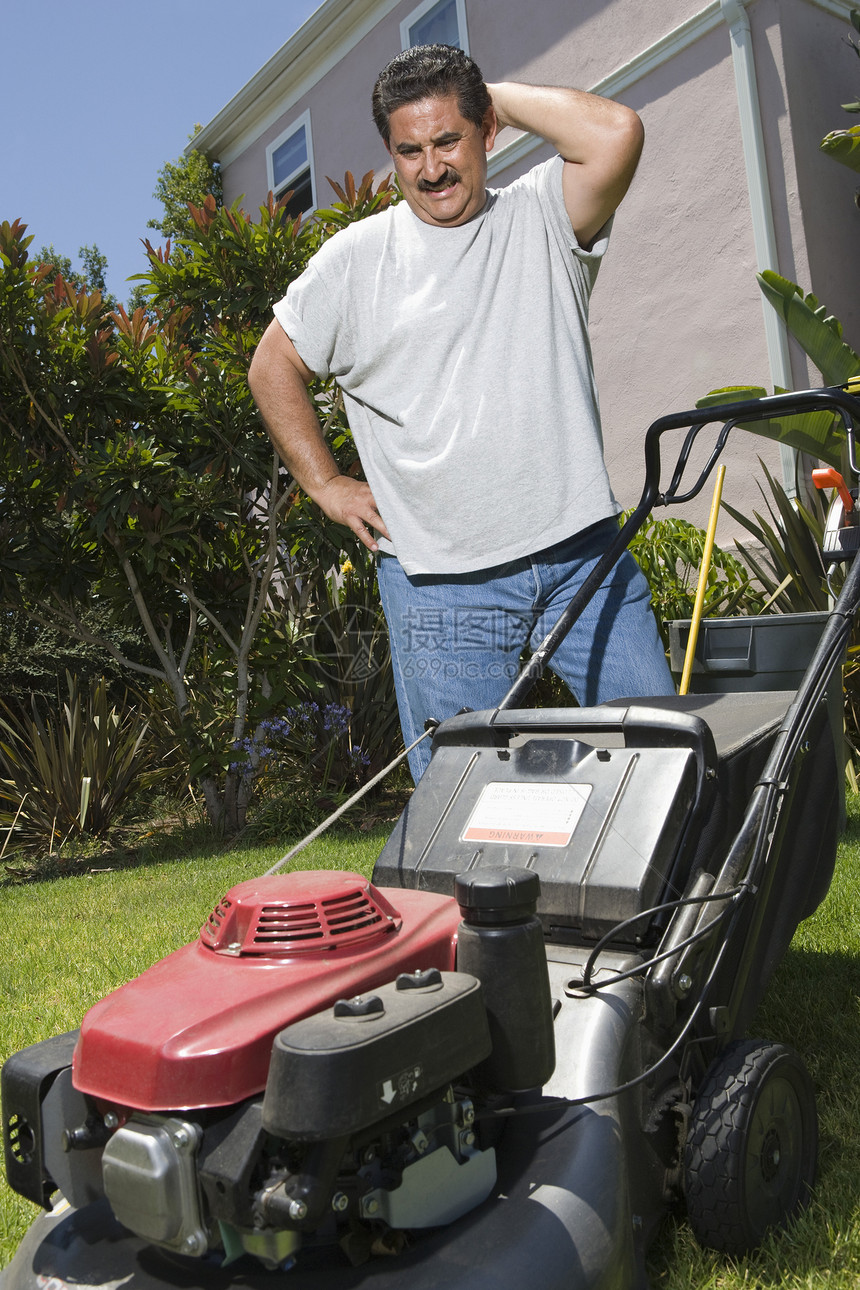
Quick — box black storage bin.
[669,611,845,828]
[668,612,831,692]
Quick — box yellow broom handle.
[679,464,726,696]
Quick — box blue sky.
[3,0,323,304]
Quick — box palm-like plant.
[720,462,831,614]
[0,674,155,854]
[698,273,860,477]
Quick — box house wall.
[212,0,859,539]
[471,0,706,88]
[592,21,773,528]
[782,0,860,340]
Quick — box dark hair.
[372,44,492,144]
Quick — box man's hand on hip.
[314,475,391,552]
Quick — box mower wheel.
[683,1038,817,1255]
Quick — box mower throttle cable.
[579,884,748,990]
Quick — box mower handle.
[434,701,717,757]
[641,384,860,509]
[498,384,860,711]
[432,702,718,817]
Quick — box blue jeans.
[377,518,675,781]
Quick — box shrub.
[627,513,765,646]
[233,701,373,837]
[0,673,156,855]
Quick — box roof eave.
[190,0,398,164]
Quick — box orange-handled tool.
[812,467,854,513]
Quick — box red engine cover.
[73,872,461,1112]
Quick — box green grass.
[1,806,859,1284]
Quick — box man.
[249,44,674,781]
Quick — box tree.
[147,125,223,241]
[0,173,397,834]
[0,603,147,715]
[37,242,116,309]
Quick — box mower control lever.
[812,466,860,563]
[812,467,854,513]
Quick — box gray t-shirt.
[274,156,618,576]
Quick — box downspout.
[721,0,798,493]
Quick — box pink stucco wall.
[594,27,777,526]
[471,0,705,88]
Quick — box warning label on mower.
[462,781,592,847]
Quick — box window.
[266,112,315,219]
[400,0,469,54]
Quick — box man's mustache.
[417,170,460,192]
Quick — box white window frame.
[265,110,316,216]
[400,0,470,54]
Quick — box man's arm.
[248,319,390,551]
[486,83,644,249]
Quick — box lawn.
[1,803,858,1286]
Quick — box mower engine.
[3,868,554,1271]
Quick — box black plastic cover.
[198,1099,266,1227]
[262,971,490,1141]
[373,707,712,940]
[2,1032,78,1208]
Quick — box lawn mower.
[3,386,860,1290]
